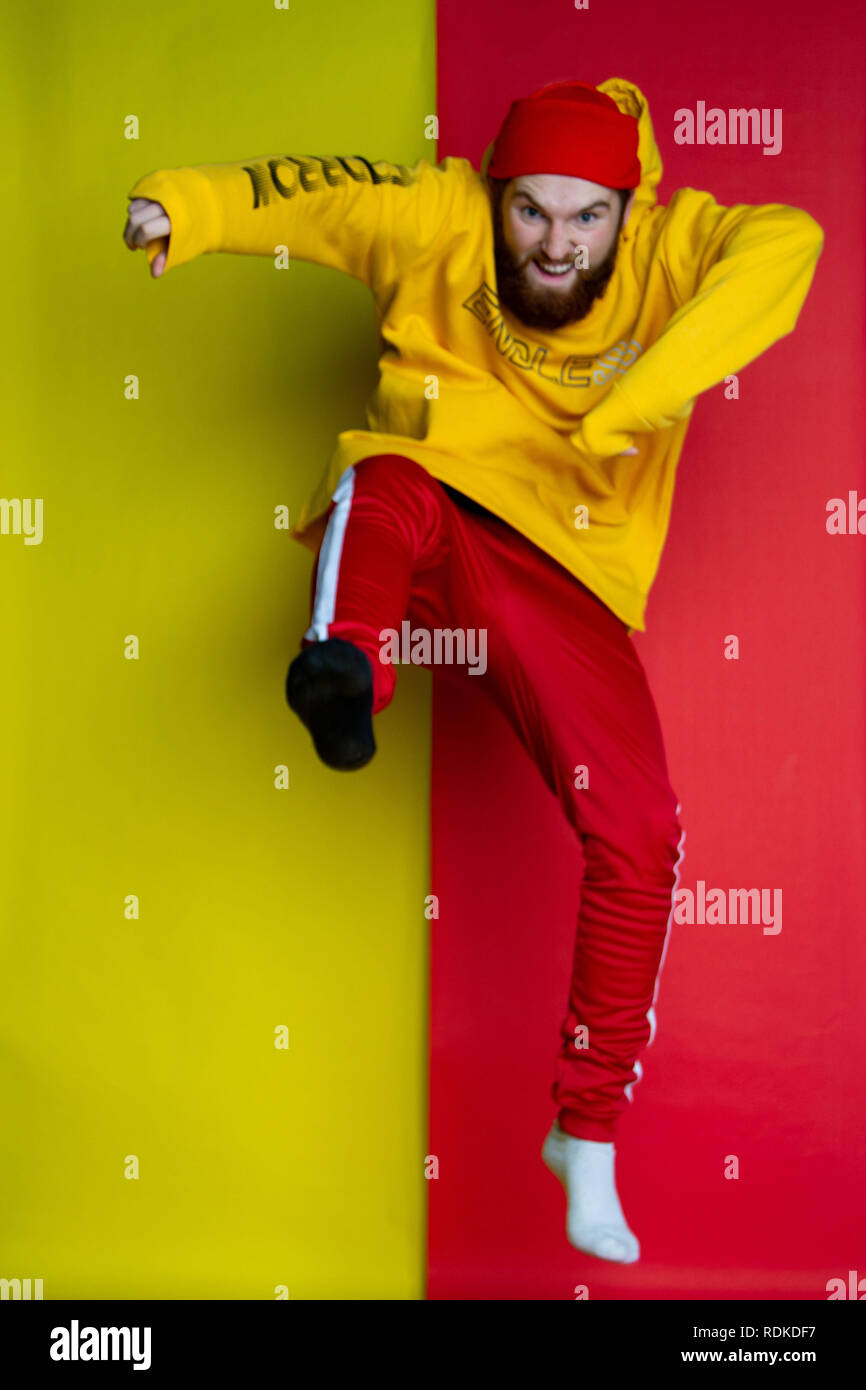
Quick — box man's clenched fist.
[124,197,171,278]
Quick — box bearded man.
[124,78,823,1263]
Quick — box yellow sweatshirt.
[127,77,824,632]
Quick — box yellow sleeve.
[572,189,825,457]
[127,152,464,290]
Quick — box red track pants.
[300,454,686,1143]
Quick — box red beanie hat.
[487,80,641,189]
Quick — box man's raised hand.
[124,197,171,278]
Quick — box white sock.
[541,1120,640,1264]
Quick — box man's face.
[489,173,634,330]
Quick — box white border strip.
[624,800,687,1102]
[303,466,357,641]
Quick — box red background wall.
[428,0,865,1299]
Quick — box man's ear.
[621,189,637,229]
[485,173,507,213]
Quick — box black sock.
[285,637,376,771]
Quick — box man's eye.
[522,206,540,217]
[579,212,597,223]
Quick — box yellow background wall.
[1,0,434,1299]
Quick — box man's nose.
[540,223,574,262]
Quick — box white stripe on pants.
[303,466,357,642]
